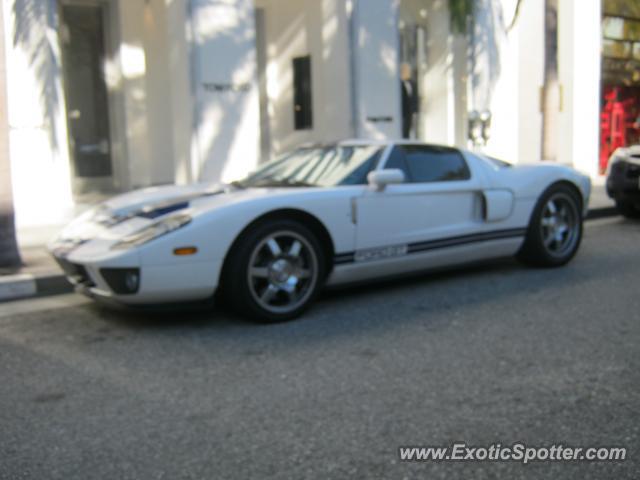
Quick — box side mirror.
[367,169,405,191]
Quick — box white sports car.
[50,141,591,322]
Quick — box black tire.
[615,200,640,219]
[517,183,583,267]
[221,219,326,322]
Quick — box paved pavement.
[0,216,638,479]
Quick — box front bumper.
[607,161,640,205]
[52,252,221,305]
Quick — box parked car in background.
[50,141,591,322]
[606,145,640,218]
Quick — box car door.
[354,145,486,256]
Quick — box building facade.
[3,0,606,228]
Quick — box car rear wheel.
[517,184,583,267]
[222,220,325,322]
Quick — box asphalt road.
[1,217,639,480]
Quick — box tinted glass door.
[61,2,113,194]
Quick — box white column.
[420,0,464,146]
[164,0,194,185]
[141,0,176,186]
[516,0,544,164]
[475,0,519,161]
[318,0,352,142]
[558,0,601,178]
[118,0,152,189]
[191,0,260,183]
[352,0,401,139]
[3,0,73,227]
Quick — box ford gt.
[50,141,591,322]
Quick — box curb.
[0,206,621,303]
[585,206,619,221]
[0,272,73,302]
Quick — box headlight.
[112,213,191,250]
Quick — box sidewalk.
[0,228,73,301]
[0,183,620,302]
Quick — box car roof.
[298,139,461,149]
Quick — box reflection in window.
[239,146,383,187]
[385,146,470,183]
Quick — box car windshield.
[234,145,383,188]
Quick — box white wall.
[257,0,352,155]
[165,0,195,185]
[352,0,401,139]
[475,0,519,162]
[474,0,544,165]
[3,0,73,227]
[558,0,601,177]
[409,0,466,146]
[115,0,190,189]
[190,0,260,183]
[142,0,176,186]
[117,0,152,190]
[516,0,543,165]
[478,0,601,177]
[5,0,195,228]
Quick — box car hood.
[96,182,319,220]
[52,182,320,245]
[53,183,231,243]
[100,182,227,216]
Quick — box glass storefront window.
[603,16,640,42]
[600,1,640,173]
[625,20,640,41]
[603,16,625,39]
[603,38,631,58]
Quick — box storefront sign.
[202,82,251,93]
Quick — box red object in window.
[599,86,640,174]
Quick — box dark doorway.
[293,55,313,130]
[60,2,114,194]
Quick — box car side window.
[388,146,471,183]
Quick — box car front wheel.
[223,220,325,322]
[517,184,583,267]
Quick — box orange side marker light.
[173,246,198,256]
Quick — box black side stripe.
[333,228,527,265]
[334,252,355,265]
[408,228,527,254]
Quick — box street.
[0,217,638,479]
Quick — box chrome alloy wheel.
[539,192,580,258]
[247,230,319,314]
